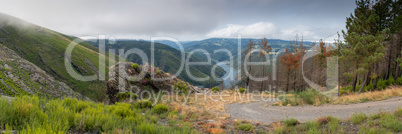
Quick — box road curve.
[226,97,402,124]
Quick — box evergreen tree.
[341,0,388,92]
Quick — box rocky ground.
[0,44,82,98]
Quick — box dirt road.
[226,97,402,124]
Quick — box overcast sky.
[0,0,356,41]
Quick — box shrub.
[132,63,139,70]
[377,80,388,90]
[387,75,395,85]
[238,87,246,93]
[317,116,338,125]
[350,113,367,124]
[173,81,188,94]
[396,77,402,85]
[149,116,158,123]
[282,89,329,106]
[395,108,402,117]
[304,121,319,130]
[116,91,137,100]
[134,100,153,109]
[284,118,299,127]
[152,104,168,114]
[156,69,162,75]
[369,112,383,120]
[236,123,254,131]
[379,113,402,132]
[211,86,219,93]
[298,89,318,105]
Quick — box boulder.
[106,62,200,104]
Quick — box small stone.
[141,113,145,116]
[4,64,10,69]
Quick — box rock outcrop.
[106,62,201,104]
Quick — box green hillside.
[89,40,226,87]
[184,38,312,62]
[0,13,117,101]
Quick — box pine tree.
[244,40,256,89]
[257,38,272,91]
[341,0,388,92]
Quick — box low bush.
[283,118,299,127]
[395,108,402,117]
[134,100,153,109]
[152,104,168,114]
[378,113,402,132]
[238,87,246,93]
[282,89,329,106]
[211,86,219,93]
[156,69,162,75]
[236,123,254,131]
[350,113,367,124]
[132,63,139,70]
[173,81,188,94]
[396,77,402,85]
[116,91,137,100]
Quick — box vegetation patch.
[283,118,299,127]
[211,86,219,93]
[238,87,246,93]
[350,112,367,124]
[132,63,139,70]
[0,96,197,133]
[152,104,168,114]
[134,100,153,109]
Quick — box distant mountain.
[88,40,226,87]
[183,38,313,62]
[154,40,192,50]
[0,13,117,101]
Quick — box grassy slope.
[0,44,82,98]
[0,96,196,133]
[0,13,117,101]
[90,40,226,87]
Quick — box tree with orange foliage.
[280,49,304,92]
[280,35,305,92]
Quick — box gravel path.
[226,97,402,124]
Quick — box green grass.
[378,113,402,132]
[350,113,367,124]
[234,121,254,131]
[152,104,168,114]
[273,109,401,134]
[0,14,121,101]
[0,95,197,133]
[282,89,330,106]
[0,67,30,96]
[283,118,299,127]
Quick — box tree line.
[239,0,402,94]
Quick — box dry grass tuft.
[333,86,402,104]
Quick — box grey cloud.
[0,0,356,41]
